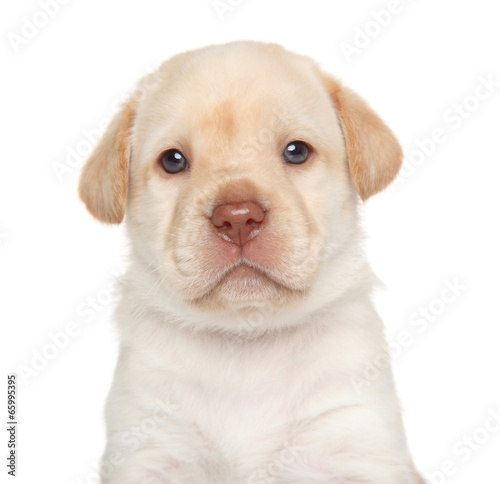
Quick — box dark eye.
[160,149,189,174]
[283,141,310,164]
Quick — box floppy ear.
[78,98,137,224]
[321,75,403,200]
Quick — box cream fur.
[79,41,424,483]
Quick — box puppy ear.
[321,75,403,200]
[78,99,137,224]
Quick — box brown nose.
[211,201,265,246]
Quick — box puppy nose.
[211,201,265,246]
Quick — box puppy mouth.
[187,259,292,309]
[227,263,263,279]
[219,258,273,283]
[206,258,285,292]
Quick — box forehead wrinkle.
[197,98,237,146]
[190,96,268,163]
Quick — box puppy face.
[79,42,402,322]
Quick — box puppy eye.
[283,141,310,164]
[160,149,189,174]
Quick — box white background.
[1,1,499,483]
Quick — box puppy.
[79,41,425,484]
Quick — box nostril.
[211,201,266,246]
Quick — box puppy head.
[79,42,402,329]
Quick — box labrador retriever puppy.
[79,41,425,484]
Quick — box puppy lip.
[222,259,265,279]
[228,263,262,279]
[238,258,288,287]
